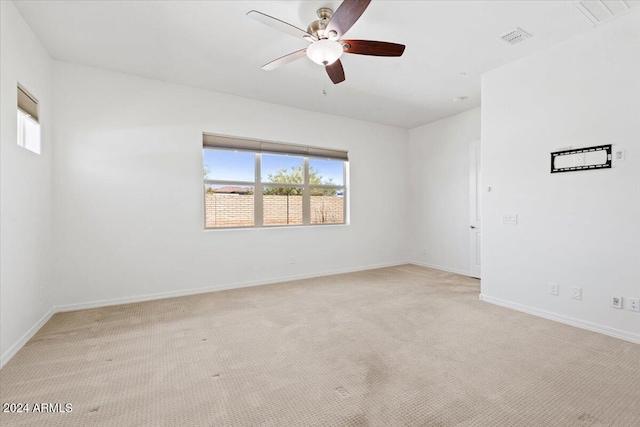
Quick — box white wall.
[0,1,54,365]
[51,61,409,309]
[3,2,637,369]
[481,10,640,342]
[408,108,481,275]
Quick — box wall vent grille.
[500,28,533,45]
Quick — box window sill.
[203,223,350,232]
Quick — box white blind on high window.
[18,86,38,122]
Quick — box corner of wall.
[0,0,56,367]
[406,107,481,274]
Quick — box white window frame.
[17,109,41,154]
[203,134,348,229]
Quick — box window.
[17,85,41,154]
[203,134,348,229]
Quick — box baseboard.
[1,261,409,368]
[410,261,470,277]
[9,266,633,372]
[1,306,56,369]
[479,294,640,344]
[55,260,410,313]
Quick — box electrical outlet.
[571,287,582,300]
[289,257,296,264]
[629,298,640,313]
[549,283,559,296]
[611,295,622,309]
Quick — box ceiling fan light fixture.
[306,39,344,66]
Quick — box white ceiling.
[12,0,634,128]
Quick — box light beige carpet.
[1,265,639,426]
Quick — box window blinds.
[203,133,348,161]
[18,86,38,122]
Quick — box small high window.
[17,85,41,154]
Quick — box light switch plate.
[502,214,518,225]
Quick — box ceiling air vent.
[573,1,640,27]
[500,27,532,45]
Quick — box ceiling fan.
[247,0,405,84]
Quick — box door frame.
[469,140,481,279]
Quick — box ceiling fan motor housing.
[308,8,335,39]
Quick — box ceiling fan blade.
[247,10,316,41]
[325,0,371,38]
[342,40,405,57]
[326,60,346,84]
[262,49,308,71]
